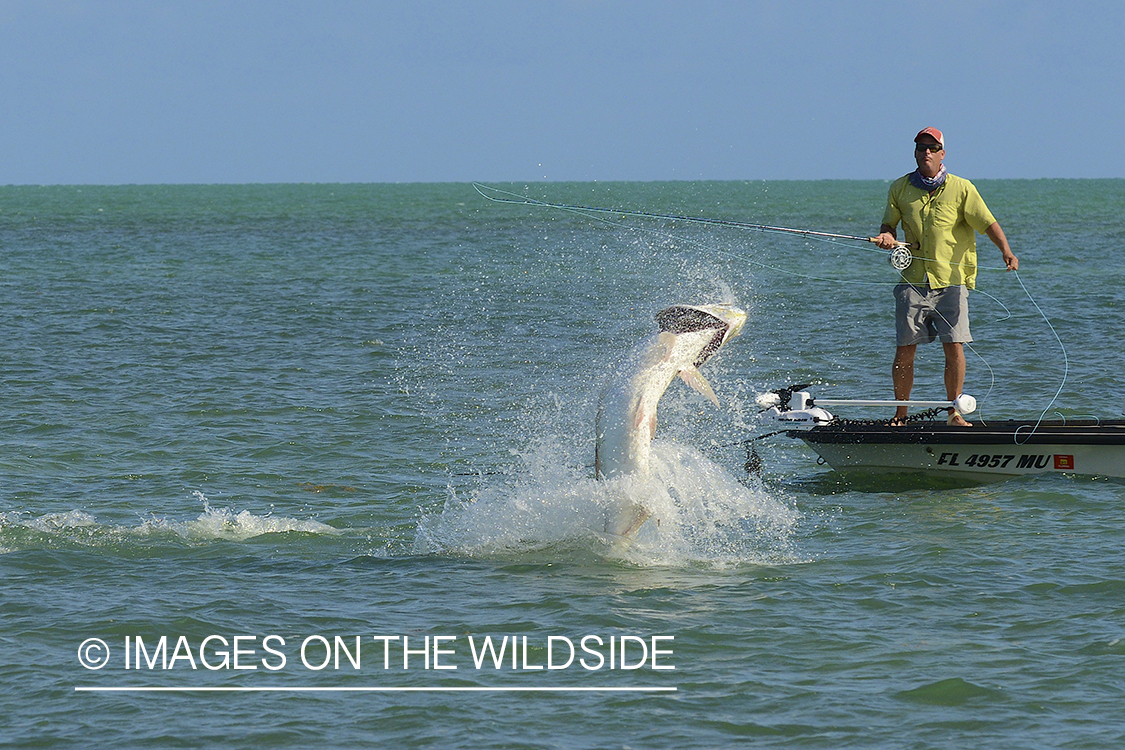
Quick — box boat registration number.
[936,452,1075,470]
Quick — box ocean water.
[2,180,1123,748]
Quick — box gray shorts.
[894,283,972,345]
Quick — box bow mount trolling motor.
[756,385,836,429]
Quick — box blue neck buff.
[909,165,947,192]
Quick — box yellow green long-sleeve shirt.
[881,173,996,289]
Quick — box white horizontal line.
[75,686,677,693]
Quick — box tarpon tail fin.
[678,366,719,406]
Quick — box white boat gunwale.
[791,419,1125,447]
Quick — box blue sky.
[2,0,1122,184]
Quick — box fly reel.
[888,245,913,271]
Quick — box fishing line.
[475,184,1065,429]
[477,183,915,288]
[477,183,1020,346]
[475,183,1020,309]
[539,202,903,288]
[474,183,1012,274]
[1012,270,1070,443]
[917,269,1065,439]
[474,182,908,263]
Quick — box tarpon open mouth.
[655,304,743,367]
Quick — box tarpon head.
[651,303,747,405]
[655,303,747,368]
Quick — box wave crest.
[0,492,337,553]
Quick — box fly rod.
[472,182,915,268]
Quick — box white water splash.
[0,492,337,550]
[413,439,801,566]
[148,492,340,541]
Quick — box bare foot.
[947,411,972,427]
[888,416,908,427]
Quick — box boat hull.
[791,420,1125,480]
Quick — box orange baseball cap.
[914,127,944,148]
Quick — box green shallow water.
[2,181,1124,748]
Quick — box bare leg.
[892,345,916,424]
[943,341,971,427]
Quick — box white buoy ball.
[954,394,977,414]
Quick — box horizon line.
[5,176,1123,189]
[76,685,678,693]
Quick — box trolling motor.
[756,386,835,429]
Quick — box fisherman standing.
[874,127,1019,426]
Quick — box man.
[874,127,1018,426]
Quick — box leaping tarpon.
[595,303,747,537]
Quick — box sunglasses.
[915,143,944,153]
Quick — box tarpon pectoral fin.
[679,366,719,406]
[656,331,678,362]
